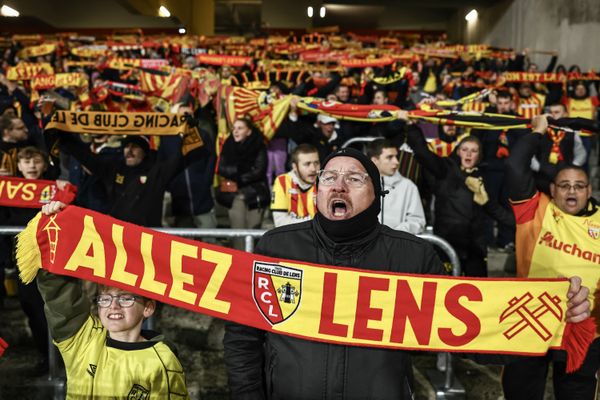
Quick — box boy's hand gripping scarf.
[16,206,595,372]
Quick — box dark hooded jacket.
[216,130,270,210]
[406,125,514,257]
[224,214,444,399]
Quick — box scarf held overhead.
[45,111,190,135]
[16,206,594,372]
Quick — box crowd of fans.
[0,31,598,396]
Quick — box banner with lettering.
[16,206,595,372]
[196,54,252,67]
[502,72,600,83]
[31,73,89,91]
[17,43,57,59]
[45,111,190,135]
[340,56,394,68]
[107,58,169,71]
[6,63,54,81]
[0,177,77,208]
[70,46,112,59]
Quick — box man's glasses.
[317,170,370,187]
[95,294,140,308]
[554,182,589,192]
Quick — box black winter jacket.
[216,131,270,210]
[224,219,445,400]
[406,126,515,254]
[58,133,202,227]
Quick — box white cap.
[317,114,338,125]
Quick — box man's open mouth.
[331,199,348,217]
[566,197,578,207]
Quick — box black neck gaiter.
[316,200,380,243]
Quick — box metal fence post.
[417,232,466,399]
[244,235,254,253]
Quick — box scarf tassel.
[562,317,596,373]
[15,212,43,285]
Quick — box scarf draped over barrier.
[16,205,595,372]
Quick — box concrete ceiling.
[0,0,503,34]
[0,0,180,33]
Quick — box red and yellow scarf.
[16,206,595,372]
[0,177,77,208]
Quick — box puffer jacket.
[216,131,270,210]
[224,218,445,400]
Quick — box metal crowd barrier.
[341,136,383,149]
[0,226,463,399]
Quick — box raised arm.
[403,120,447,179]
[506,115,547,202]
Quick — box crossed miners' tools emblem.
[499,292,563,342]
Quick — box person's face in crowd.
[412,74,420,88]
[335,86,350,103]
[457,140,480,170]
[318,121,336,138]
[574,84,587,98]
[124,143,146,167]
[232,120,253,142]
[371,147,399,177]
[549,104,567,120]
[326,94,338,102]
[316,156,375,221]
[176,105,193,116]
[496,96,512,114]
[96,286,155,342]
[3,118,28,143]
[269,85,282,99]
[1,108,16,118]
[221,66,232,79]
[519,84,532,98]
[292,152,320,186]
[550,168,592,216]
[442,125,457,137]
[372,91,388,105]
[17,155,47,179]
[528,63,538,73]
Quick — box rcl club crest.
[253,261,303,325]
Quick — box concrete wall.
[449,0,600,70]
[261,0,314,29]
[377,6,449,31]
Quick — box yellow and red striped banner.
[16,206,594,372]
